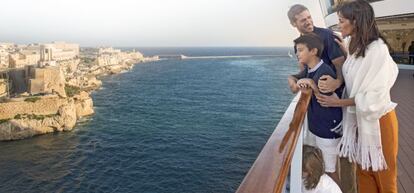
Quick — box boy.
[288,33,342,184]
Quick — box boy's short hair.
[294,33,324,58]
[287,4,308,24]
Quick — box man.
[409,41,414,64]
[287,4,356,193]
[287,4,345,93]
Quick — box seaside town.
[0,41,158,141]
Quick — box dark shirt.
[297,61,342,139]
[409,45,414,54]
[293,26,345,76]
[313,26,344,69]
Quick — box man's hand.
[333,33,348,57]
[318,75,341,93]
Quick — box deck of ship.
[392,69,414,193]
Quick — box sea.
[0,47,298,193]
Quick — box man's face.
[292,10,314,34]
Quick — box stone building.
[9,52,41,68]
[0,79,7,98]
[28,66,66,97]
[0,49,9,69]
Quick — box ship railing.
[236,89,312,193]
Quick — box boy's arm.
[291,68,307,80]
[288,75,300,94]
[289,68,307,94]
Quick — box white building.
[98,47,121,55]
[41,42,79,62]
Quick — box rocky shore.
[0,48,158,141]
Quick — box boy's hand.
[297,78,312,89]
[297,78,320,95]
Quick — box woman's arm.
[316,93,355,107]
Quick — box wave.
[157,54,292,60]
[181,54,290,59]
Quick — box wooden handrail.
[236,89,312,193]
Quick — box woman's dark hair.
[337,0,382,58]
[302,145,324,190]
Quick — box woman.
[316,1,399,193]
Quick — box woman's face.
[338,12,355,37]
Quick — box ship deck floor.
[392,69,414,193]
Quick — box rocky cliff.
[0,92,94,141]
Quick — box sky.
[0,0,325,47]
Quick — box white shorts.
[302,116,341,173]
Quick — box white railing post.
[289,119,304,193]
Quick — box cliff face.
[66,75,102,91]
[0,92,94,141]
[58,59,80,75]
[0,95,66,120]
[74,91,94,119]
[0,99,76,140]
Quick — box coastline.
[0,47,159,141]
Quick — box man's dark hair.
[287,4,308,24]
[294,33,324,58]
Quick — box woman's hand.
[318,75,341,93]
[316,92,341,107]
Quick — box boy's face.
[295,43,317,65]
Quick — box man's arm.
[318,30,346,93]
[332,56,345,84]
[318,56,344,93]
